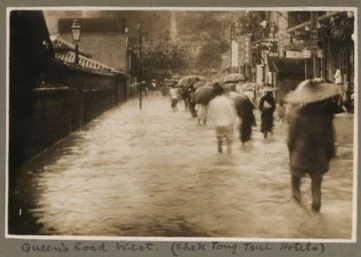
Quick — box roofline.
[50,35,92,58]
[286,11,340,33]
[54,59,129,79]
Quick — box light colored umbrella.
[222,73,247,84]
[285,79,342,104]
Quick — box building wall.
[25,69,128,161]
[25,88,71,158]
[60,33,128,71]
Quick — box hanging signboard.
[302,48,312,59]
[238,36,245,66]
[244,35,251,64]
[317,49,324,58]
[278,33,284,57]
[310,27,319,53]
[286,50,303,59]
[231,40,239,67]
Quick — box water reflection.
[13,95,354,239]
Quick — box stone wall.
[24,71,129,161]
[25,88,71,159]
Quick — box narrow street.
[13,92,354,239]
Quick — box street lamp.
[71,19,81,65]
[137,23,143,110]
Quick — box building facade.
[56,18,141,98]
[223,10,355,106]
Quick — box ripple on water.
[13,96,354,239]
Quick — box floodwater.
[11,93,354,239]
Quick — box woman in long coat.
[258,87,276,138]
[286,79,339,213]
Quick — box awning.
[267,56,305,75]
[286,11,339,33]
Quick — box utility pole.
[229,23,234,74]
[138,23,142,110]
[310,12,318,78]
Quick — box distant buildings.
[50,35,122,73]
[223,10,355,102]
[56,18,128,71]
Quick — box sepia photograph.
[6,7,357,241]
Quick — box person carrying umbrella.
[285,78,340,213]
[258,85,277,139]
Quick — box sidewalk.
[334,113,354,145]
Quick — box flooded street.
[12,93,354,239]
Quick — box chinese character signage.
[302,48,312,59]
[238,36,244,66]
[244,35,251,64]
[310,27,318,53]
[231,40,239,67]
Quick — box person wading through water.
[258,85,277,139]
[285,78,341,213]
[208,84,237,154]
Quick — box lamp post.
[71,19,81,65]
[125,26,129,71]
[310,12,318,78]
[137,23,143,110]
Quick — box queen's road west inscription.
[20,241,326,255]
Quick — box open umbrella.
[178,75,204,88]
[193,80,207,89]
[222,73,247,84]
[221,82,236,91]
[193,83,221,105]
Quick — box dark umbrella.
[178,75,204,88]
[193,82,222,105]
[193,80,207,89]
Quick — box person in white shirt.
[169,85,179,111]
[208,86,237,154]
[334,66,342,85]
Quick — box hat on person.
[285,78,342,104]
